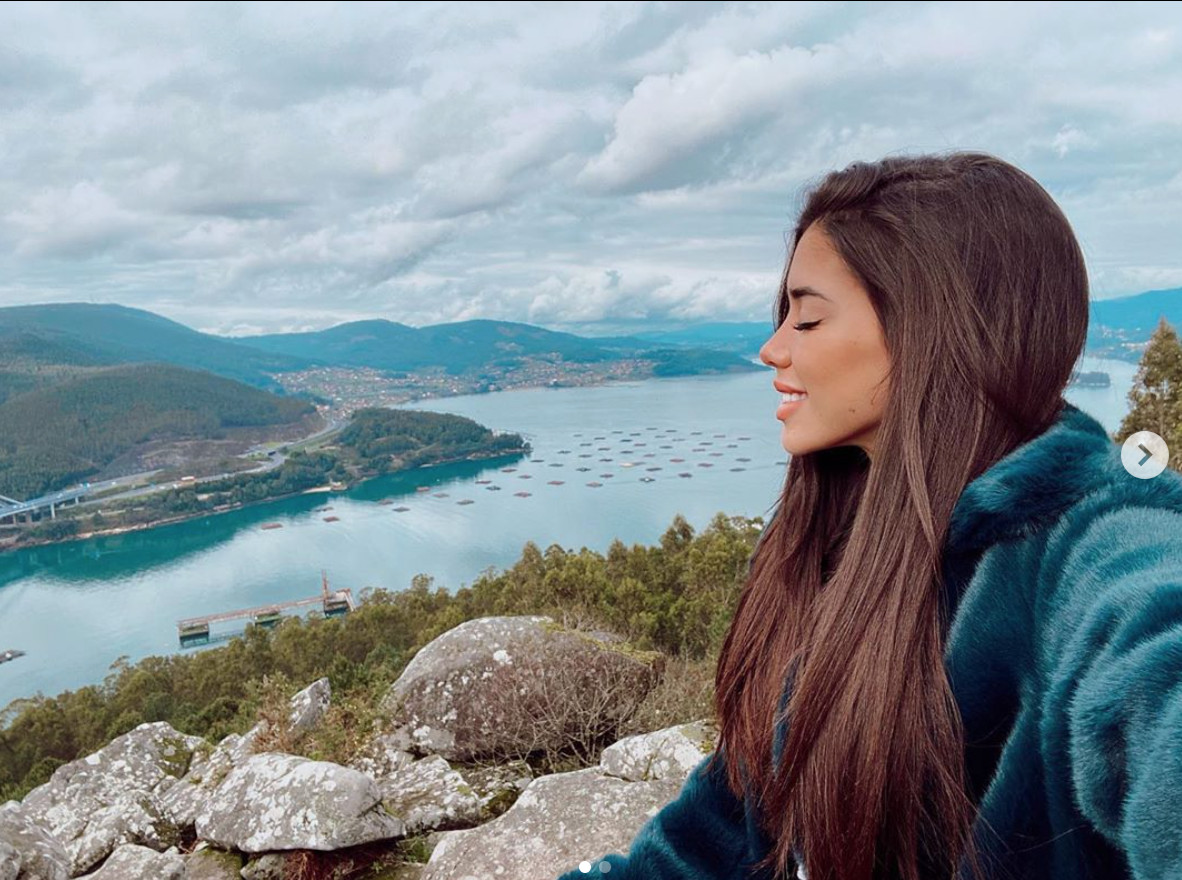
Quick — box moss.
[538,619,662,667]
[159,734,195,778]
[481,786,520,819]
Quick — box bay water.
[0,355,1136,709]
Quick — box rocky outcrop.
[381,615,660,762]
[195,752,405,851]
[75,844,185,880]
[422,718,716,880]
[19,721,204,874]
[0,800,71,880]
[2,616,702,880]
[161,677,333,830]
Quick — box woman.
[556,152,1182,880]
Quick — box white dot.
[599,861,612,873]
[579,861,592,873]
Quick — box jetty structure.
[177,570,355,648]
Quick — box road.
[78,417,345,507]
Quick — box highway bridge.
[0,486,90,524]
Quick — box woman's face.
[758,223,892,460]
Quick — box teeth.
[781,392,808,402]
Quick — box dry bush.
[446,634,661,773]
[617,650,716,739]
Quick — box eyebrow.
[788,285,832,303]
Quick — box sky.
[0,1,1180,337]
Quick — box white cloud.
[0,1,1180,333]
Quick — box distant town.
[276,356,691,412]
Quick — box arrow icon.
[1138,443,1154,467]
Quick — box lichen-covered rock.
[195,753,404,852]
[381,616,659,762]
[600,718,717,781]
[376,756,484,834]
[239,852,285,880]
[287,677,332,735]
[182,844,243,879]
[19,722,203,875]
[159,733,246,831]
[0,800,70,880]
[458,759,533,819]
[0,841,20,880]
[422,767,682,880]
[76,843,185,879]
[163,678,333,832]
[349,733,416,780]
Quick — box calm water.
[0,356,1135,709]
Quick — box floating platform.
[178,573,355,648]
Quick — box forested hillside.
[0,364,313,498]
[0,303,310,390]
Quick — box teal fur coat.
[557,399,1182,879]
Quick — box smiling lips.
[773,380,807,419]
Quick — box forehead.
[786,225,859,303]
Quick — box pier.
[177,571,355,647]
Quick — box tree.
[1115,316,1182,471]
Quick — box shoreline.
[0,445,528,554]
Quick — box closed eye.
[793,320,821,332]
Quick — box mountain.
[243,318,634,375]
[1090,287,1182,334]
[0,363,314,499]
[0,303,312,391]
[618,322,772,357]
[241,317,760,376]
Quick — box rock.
[0,842,20,880]
[182,846,243,879]
[163,679,334,832]
[381,616,659,762]
[195,753,405,852]
[287,678,332,735]
[600,718,717,781]
[76,843,185,879]
[348,734,416,780]
[0,801,70,880]
[239,852,285,880]
[422,767,683,880]
[376,756,484,834]
[19,722,204,875]
[458,759,534,819]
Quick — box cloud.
[0,1,1179,332]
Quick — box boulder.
[423,767,682,880]
[181,845,243,880]
[381,616,659,762]
[600,719,716,781]
[19,722,204,875]
[162,678,333,830]
[194,752,404,852]
[239,852,285,880]
[376,756,484,834]
[76,843,185,880]
[422,717,718,880]
[0,800,70,880]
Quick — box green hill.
[243,317,760,376]
[0,303,312,391]
[0,364,314,499]
[243,318,623,375]
[1089,287,1182,335]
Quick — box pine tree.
[1115,316,1182,471]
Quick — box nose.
[759,326,788,368]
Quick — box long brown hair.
[709,152,1089,880]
